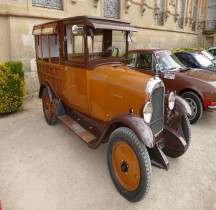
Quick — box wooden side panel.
[37,62,62,98]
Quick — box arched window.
[32,0,63,10]
[104,0,120,19]
[157,0,164,26]
[178,0,185,29]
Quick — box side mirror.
[72,25,83,35]
[72,25,79,34]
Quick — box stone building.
[0,0,215,95]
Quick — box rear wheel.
[42,88,57,125]
[107,127,151,202]
[181,91,203,124]
[163,114,191,158]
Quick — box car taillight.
[211,101,216,106]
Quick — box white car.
[208,47,216,58]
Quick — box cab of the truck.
[33,16,137,115]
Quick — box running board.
[57,115,97,144]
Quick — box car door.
[60,21,90,115]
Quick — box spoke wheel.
[43,93,52,120]
[107,127,151,202]
[42,88,57,125]
[112,142,140,191]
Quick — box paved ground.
[0,97,216,210]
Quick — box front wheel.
[181,91,203,124]
[107,127,152,202]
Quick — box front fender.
[99,113,154,148]
[175,95,192,116]
[163,96,191,153]
[164,95,190,129]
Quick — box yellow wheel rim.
[112,141,140,191]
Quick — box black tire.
[42,88,57,125]
[181,91,203,124]
[107,127,152,202]
[163,114,191,158]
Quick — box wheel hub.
[121,161,129,173]
[112,141,141,191]
[185,98,197,119]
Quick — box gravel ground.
[0,96,216,210]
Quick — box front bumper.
[207,106,216,111]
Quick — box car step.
[57,115,97,144]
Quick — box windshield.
[155,51,184,71]
[193,53,213,67]
[87,29,127,61]
[201,50,215,61]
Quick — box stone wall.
[130,28,198,50]
[0,0,212,95]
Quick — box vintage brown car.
[33,16,191,202]
[129,49,216,124]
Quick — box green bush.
[172,46,209,53]
[0,62,25,114]
[5,61,24,80]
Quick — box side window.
[184,54,195,63]
[128,53,137,67]
[65,24,84,64]
[35,35,42,60]
[187,55,196,63]
[49,35,60,63]
[144,54,152,68]
[41,35,49,62]
[35,34,59,63]
[180,54,194,66]
[137,53,152,68]
[209,50,213,55]
[175,54,186,65]
[87,32,103,61]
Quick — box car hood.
[95,63,155,90]
[177,68,216,84]
[201,66,216,72]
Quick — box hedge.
[0,62,25,114]
[5,61,25,80]
[172,47,209,53]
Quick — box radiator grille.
[150,86,164,135]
